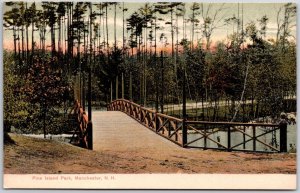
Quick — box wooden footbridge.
[71,99,288,153]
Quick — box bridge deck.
[92,111,180,152]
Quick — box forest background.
[2,2,296,136]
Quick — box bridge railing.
[70,100,93,149]
[108,99,287,153]
[185,121,282,152]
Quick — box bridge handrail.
[185,120,278,127]
[107,99,287,153]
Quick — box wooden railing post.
[253,126,256,151]
[87,121,93,150]
[182,119,187,147]
[243,126,246,149]
[155,113,159,133]
[204,124,207,150]
[227,126,231,152]
[168,121,171,137]
[139,105,142,122]
[279,119,288,152]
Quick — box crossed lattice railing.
[184,121,283,152]
[108,99,288,153]
[70,100,93,149]
[108,99,184,146]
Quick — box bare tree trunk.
[58,17,61,54]
[31,20,34,56]
[51,25,56,57]
[17,29,21,64]
[106,5,109,52]
[114,3,117,51]
[231,62,250,122]
[21,25,24,60]
[191,8,195,51]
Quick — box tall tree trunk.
[89,4,93,108]
[154,15,157,56]
[21,25,24,60]
[106,5,109,52]
[102,5,105,51]
[31,20,34,56]
[114,3,117,51]
[171,8,174,58]
[144,25,148,106]
[191,8,195,51]
[25,3,29,62]
[17,28,21,64]
[26,25,29,62]
[51,25,56,57]
[122,2,125,52]
[58,17,61,54]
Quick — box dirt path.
[4,133,296,174]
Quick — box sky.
[2,2,297,51]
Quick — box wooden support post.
[129,72,132,100]
[253,126,256,151]
[110,81,113,102]
[204,124,207,150]
[144,62,147,107]
[87,121,93,150]
[139,105,142,122]
[155,113,159,132]
[122,72,124,99]
[82,72,85,111]
[182,119,187,147]
[279,119,288,152]
[175,122,178,141]
[181,51,187,148]
[243,126,246,149]
[168,121,171,137]
[116,76,118,99]
[155,71,159,113]
[160,51,164,114]
[227,126,231,151]
[88,67,92,121]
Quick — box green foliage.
[3,51,29,132]
[23,56,70,107]
[22,56,71,136]
[4,50,72,135]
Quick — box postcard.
[3,1,296,189]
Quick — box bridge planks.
[92,111,181,152]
